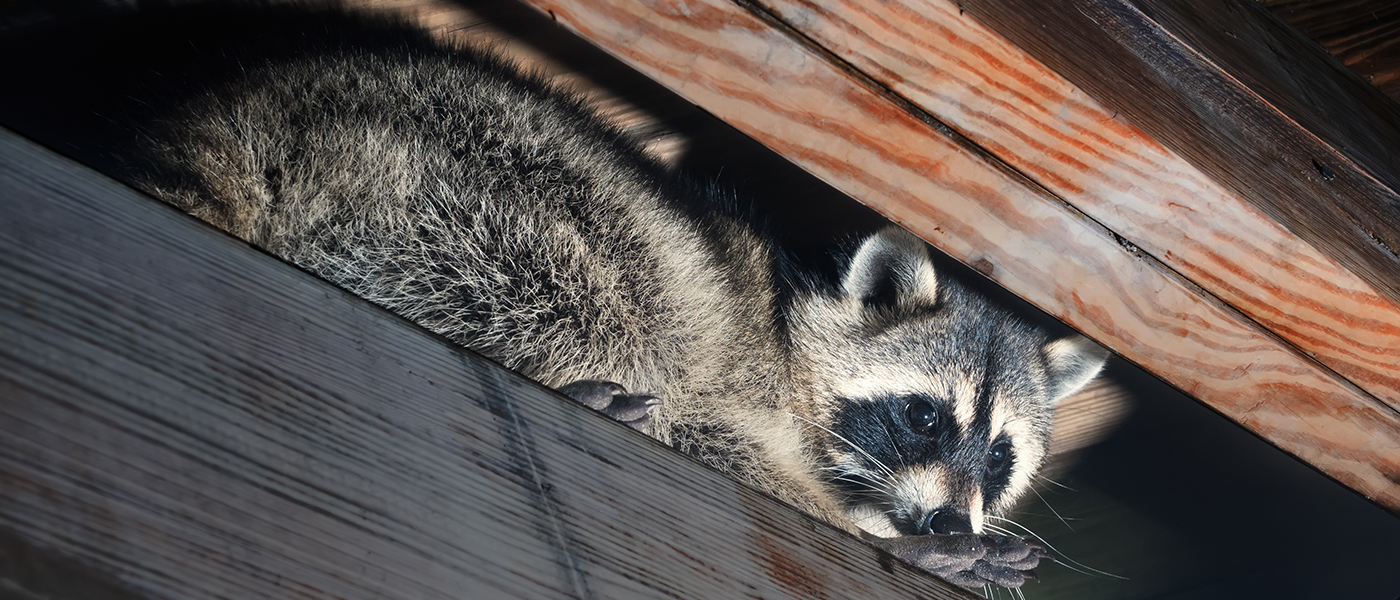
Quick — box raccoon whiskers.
[983,523,1022,539]
[985,516,1127,581]
[878,419,909,468]
[822,467,901,506]
[979,583,1025,600]
[791,413,897,479]
[981,584,994,599]
[993,583,1020,600]
[1032,473,1077,492]
[1028,486,1074,533]
[825,471,898,499]
[827,470,898,496]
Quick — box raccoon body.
[0,2,1107,587]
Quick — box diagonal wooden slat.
[512,0,1400,510]
[746,0,1400,409]
[956,0,1400,306]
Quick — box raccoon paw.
[556,380,660,432]
[869,533,1047,589]
[966,534,1047,587]
[980,533,1048,571]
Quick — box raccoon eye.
[905,400,938,434]
[986,441,1012,475]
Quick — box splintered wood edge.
[0,128,975,600]
[512,0,1400,510]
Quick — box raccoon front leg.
[556,380,660,432]
[868,532,1047,588]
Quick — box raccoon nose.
[925,510,973,535]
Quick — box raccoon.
[0,1,1107,588]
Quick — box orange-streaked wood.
[753,0,1400,407]
[513,0,1400,509]
[956,0,1400,316]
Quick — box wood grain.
[747,0,1400,406]
[1263,0,1400,102]
[513,0,1400,509]
[953,0,1400,307]
[0,128,976,600]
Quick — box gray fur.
[87,7,1107,587]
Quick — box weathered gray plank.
[0,127,973,600]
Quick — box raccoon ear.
[841,227,939,308]
[1043,335,1109,403]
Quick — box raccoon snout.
[922,509,973,535]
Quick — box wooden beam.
[953,0,1400,305]
[0,128,975,599]
[513,0,1400,509]
[745,0,1400,408]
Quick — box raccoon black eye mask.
[18,3,1107,590]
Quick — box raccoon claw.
[600,392,660,425]
[970,560,1032,588]
[982,533,1048,567]
[870,533,1046,589]
[968,534,1046,587]
[556,380,660,432]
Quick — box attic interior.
[1,0,1398,598]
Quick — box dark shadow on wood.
[1264,0,1400,102]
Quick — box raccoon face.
[787,227,1107,537]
